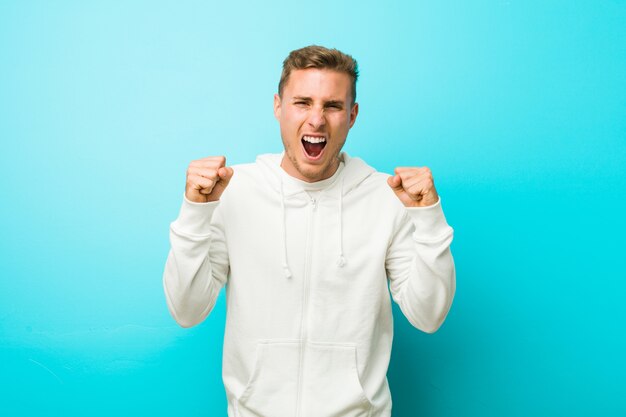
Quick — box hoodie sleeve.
[162,195,229,328]
[385,198,456,333]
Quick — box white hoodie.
[163,152,455,417]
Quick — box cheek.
[331,117,351,134]
[284,113,304,132]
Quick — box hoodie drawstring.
[280,180,293,278]
[337,178,346,268]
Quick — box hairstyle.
[278,45,359,104]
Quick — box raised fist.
[387,166,439,207]
[185,156,234,203]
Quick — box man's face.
[274,68,358,182]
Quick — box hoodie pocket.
[303,342,373,417]
[236,340,373,417]
[236,340,300,417]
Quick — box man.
[163,45,455,417]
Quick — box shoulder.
[346,166,405,211]
[230,161,260,181]
[218,157,278,201]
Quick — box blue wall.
[1,1,624,415]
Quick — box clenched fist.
[387,166,439,208]
[185,156,234,203]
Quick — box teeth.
[303,135,326,144]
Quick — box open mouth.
[302,135,327,159]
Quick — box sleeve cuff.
[171,194,220,235]
[405,197,452,239]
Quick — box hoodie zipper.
[295,196,317,416]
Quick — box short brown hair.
[278,45,359,104]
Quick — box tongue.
[303,140,325,157]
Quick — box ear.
[273,94,282,120]
[348,102,359,128]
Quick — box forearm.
[163,197,228,328]
[388,199,456,333]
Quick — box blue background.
[1,1,625,416]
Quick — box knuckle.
[204,156,225,166]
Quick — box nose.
[307,106,326,129]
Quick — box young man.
[163,45,455,417]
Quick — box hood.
[255,152,377,279]
[256,151,376,198]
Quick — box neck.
[280,155,340,183]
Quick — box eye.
[326,103,343,110]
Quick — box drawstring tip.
[282,264,292,279]
[337,256,346,267]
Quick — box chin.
[295,163,328,182]
[299,169,324,181]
